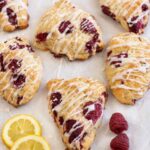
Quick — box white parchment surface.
[0,0,150,150]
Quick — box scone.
[0,0,29,32]
[34,0,104,61]
[0,37,42,107]
[100,0,150,34]
[106,32,150,105]
[47,77,108,150]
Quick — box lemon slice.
[11,135,50,150]
[2,114,42,147]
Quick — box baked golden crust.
[106,32,150,105]
[0,0,29,32]
[47,77,107,150]
[100,0,150,34]
[34,0,104,61]
[0,37,42,107]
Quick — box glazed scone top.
[0,0,29,32]
[106,32,150,105]
[100,0,150,34]
[47,78,107,150]
[100,0,150,17]
[0,37,42,107]
[34,0,104,60]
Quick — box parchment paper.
[0,0,150,149]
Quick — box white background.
[0,0,150,149]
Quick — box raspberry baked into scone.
[106,32,150,105]
[47,78,108,150]
[0,37,42,107]
[0,0,29,32]
[34,0,104,61]
[100,0,150,34]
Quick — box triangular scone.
[0,37,42,107]
[47,78,107,150]
[100,0,150,34]
[106,32,150,105]
[0,0,29,32]
[34,0,104,61]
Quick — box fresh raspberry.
[110,133,129,150]
[109,113,128,134]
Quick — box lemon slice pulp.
[11,135,50,150]
[2,114,42,147]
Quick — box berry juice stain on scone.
[100,0,150,34]
[0,37,42,107]
[0,0,29,32]
[106,32,150,105]
[47,78,107,150]
[34,0,104,61]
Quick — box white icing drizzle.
[36,0,103,60]
[0,38,42,105]
[100,0,150,31]
[48,78,106,148]
[107,33,150,95]
[127,0,150,23]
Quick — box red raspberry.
[129,20,144,34]
[58,21,74,34]
[6,8,17,25]
[12,74,26,88]
[36,32,49,42]
[0,0,6,11]
[109,113,128,134]
[8,59,22,73]
[83,101,102,124]
[50,92,62,109]
[142,4,148,11]
[110,133,129,150]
